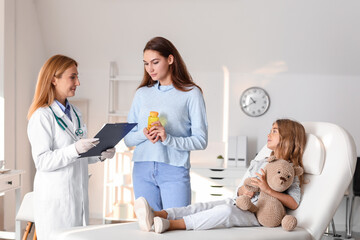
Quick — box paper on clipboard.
[79,123,137,158]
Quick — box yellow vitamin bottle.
[147,111,159,130]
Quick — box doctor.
[27,55,115,239]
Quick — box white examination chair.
[53,122,357,240]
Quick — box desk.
[0,170,25,240]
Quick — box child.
[134,119,306,233]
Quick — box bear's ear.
[294,166,304,176]
[267,156,277,162]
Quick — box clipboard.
[79,123,137,158]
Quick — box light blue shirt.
[124,81,208,169]
[55,99,72,121]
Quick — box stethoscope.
[49,105,83,141]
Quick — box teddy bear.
[236,157,304,231]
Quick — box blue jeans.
[132,161,191,211]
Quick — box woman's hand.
[251,169,271,194]
[143,127,160,144]
[148,121,167,142]
[143,121,167,143]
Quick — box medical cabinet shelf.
[103,62,141,223]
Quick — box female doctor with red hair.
[27,55,115,239]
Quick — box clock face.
[240,87,270,117]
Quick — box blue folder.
[79,123,137,158]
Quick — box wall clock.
[240,87,270,117]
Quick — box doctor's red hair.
[27,55,77,120]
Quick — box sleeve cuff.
[161,134,172,146]
[68,143,80,158]
[62,144,80,165]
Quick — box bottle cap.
[150,111,159,117]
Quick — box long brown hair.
[138,36,202,93]
[271,119,307,187]
[27,55,78,120]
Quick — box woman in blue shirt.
[125,36,208,211]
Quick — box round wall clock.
[240,87,270,117]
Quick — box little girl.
[134,119,307,233]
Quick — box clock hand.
[243,101,255,108]
[250,97,256,104]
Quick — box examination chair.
[53,122,357,240]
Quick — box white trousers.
[165,198,260,230]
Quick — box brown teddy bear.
[236,157,304,231]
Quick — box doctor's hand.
[75,138,99,154]
[100,148,116,161]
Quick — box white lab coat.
[27,101,99,240]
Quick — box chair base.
[324,194,353,239]
[22,222,36,240]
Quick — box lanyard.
[49,105,83,141]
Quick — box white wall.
[228,73,360,158]
[32,0,360,150]
[3,0,45,232]
[3,0,16,232]
[0,0,4,162]
[14,0,46,195]
[0,0,5,230]
[6,0,360,231]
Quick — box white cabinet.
[190,166,247,203]
[103,62,141,222]
[1,170,25,240]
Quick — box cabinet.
[103,62,141,222]
[1,170,25,240]
[190,166,247,203]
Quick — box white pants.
[165,198,260,230]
